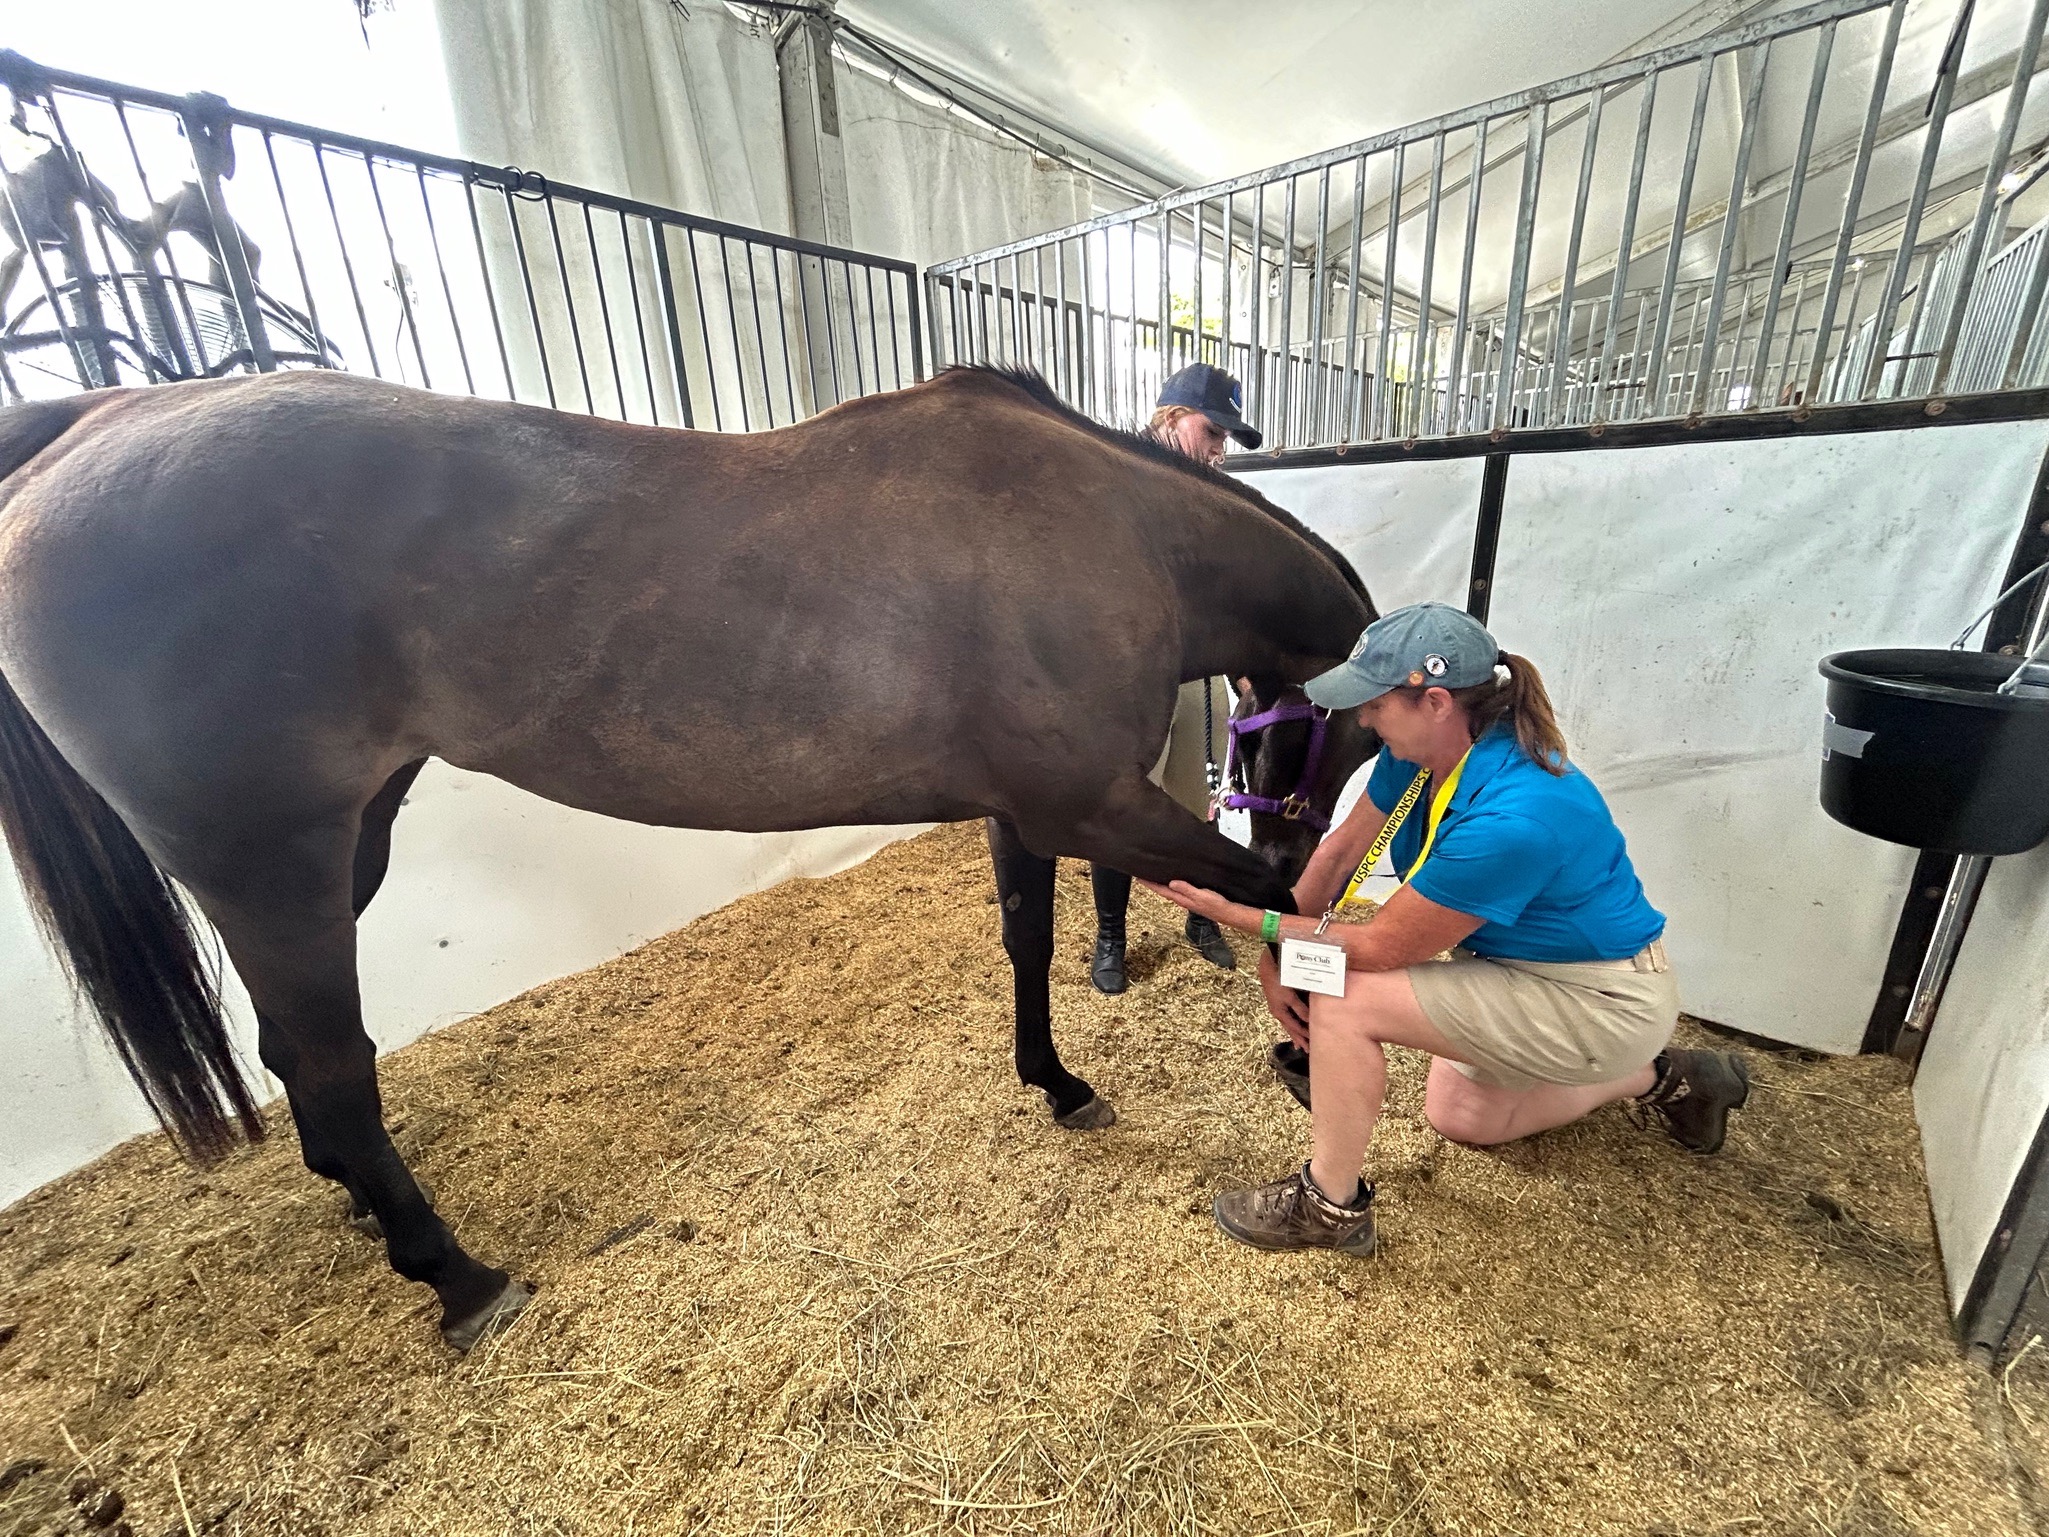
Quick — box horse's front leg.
[985,818,1116,1130]
[1056,775,1300,916]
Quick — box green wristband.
[1260,910,1282,943]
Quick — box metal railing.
[0,51,921,425]
[928,0,2049,449]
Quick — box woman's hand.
[1258,947,1311,1045]
[1135,878,1261,935]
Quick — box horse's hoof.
[1054,1095,1117,1131]
[442,1279,531,1353]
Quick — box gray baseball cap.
[1305,601,1504,709]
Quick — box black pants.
[1092,864,1215,941]
[1090,864,1133,941]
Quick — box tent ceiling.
[837,0,1757,192]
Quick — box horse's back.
[0,373,1188,840]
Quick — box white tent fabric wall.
[431,0,792,233]
[1915,844,2049,1312]
[1236,424,2046,1054]
[834,63,1092,271]
[0,762,915,1208]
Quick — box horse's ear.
[1246,673,1286,708]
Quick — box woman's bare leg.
[1304,970,1466,1200]
[1422,1054,1658,1146]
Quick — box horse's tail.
[0,671,263,1161]
[0,394,265,1162]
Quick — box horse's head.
[1221,677,1381,892]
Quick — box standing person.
[1144,603,1750,1255]
[1089,363,1263,994]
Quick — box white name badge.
[1279,938,1348,997]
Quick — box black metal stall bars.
[0,51,922,425]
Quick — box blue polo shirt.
[1366,725,1664,963]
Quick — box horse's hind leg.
[196,813,524,1351]
[258,760,428,1232]
[986,819,1112,1130]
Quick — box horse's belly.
[444,723,990,835]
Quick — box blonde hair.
[1148,404,1198,434]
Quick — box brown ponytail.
[1448,651,1568,774]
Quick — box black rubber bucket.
[1817,648,2049,855]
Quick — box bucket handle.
[1953,558,2049,650]
[2000,622,2049,697]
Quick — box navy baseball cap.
[1157,363,1262,449]
[1305,602,1504,709]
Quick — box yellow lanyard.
[1404,748,1470,881]
[1322,745,1472,925]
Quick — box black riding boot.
[1186,913,1238,969]
[1089,864,1131,995]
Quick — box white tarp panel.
[1491,424,2048,1052]
[1,762,914,1207]
[1239,458,1484,614]
[1915,845,2049,1310]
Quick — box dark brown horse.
[0,364,1372,1348]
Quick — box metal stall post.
[1931,0,2049,395]
[1857,0,1973,400]
[178,92,276,372]
[1749,21,1836,409]
[1494,103,1548,431]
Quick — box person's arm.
[1149,879,1479,972]
[1291,795,1389,916]
[1146,804,1563,972]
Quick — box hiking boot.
[1090,933,1127,995]
[1270,1040,1312,1112]
[1186,913,1238,970]
[1638,1047,1750,1154]
[1213,1164,1377,1256]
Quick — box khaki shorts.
[1407,939,1679,1090]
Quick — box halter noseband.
[1217,698,1333,831]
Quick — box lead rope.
[1203,676,1222,818]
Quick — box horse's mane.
[946,364,1372,608]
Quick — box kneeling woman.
[1147,602,1749,1256]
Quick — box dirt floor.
[3,821,2048,1537]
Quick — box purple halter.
[1218,697,1332,831]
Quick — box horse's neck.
[1154,484,1365,684]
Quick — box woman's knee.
[1424,1064,1514,1145]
